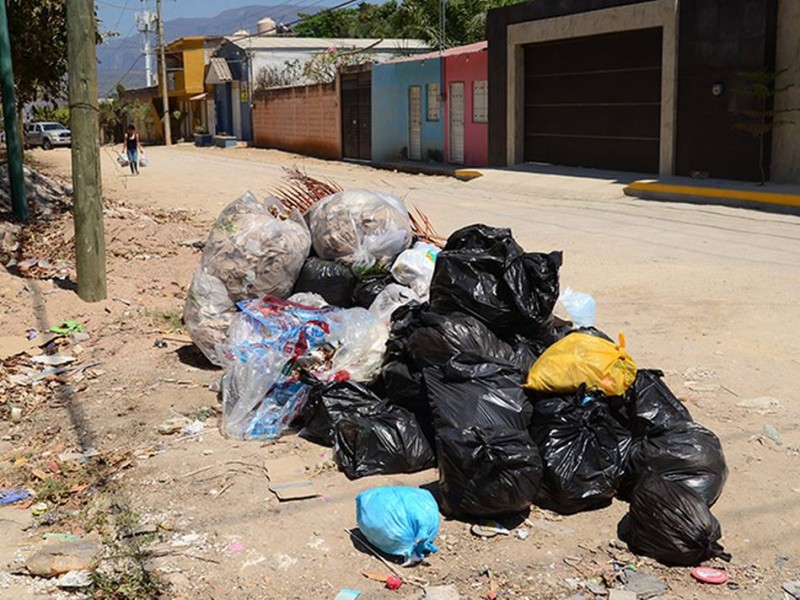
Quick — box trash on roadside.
[0,488,31,505]
[302,379,383,446]
[369,284,420,326]
[525,332,637,396]
[559,288,596,328]
[620,473,730,566]
[334,589,362,600]
[438,427,542,518]
[531,391,630,514]
[31,502,49,517]
[620,570,668,599]
[308,189,412,275]
[356,487,439,562]
[690,566,729,585]
[623,369,693,437]
[264,455,320,501]
[184,192,311,365]
[469,521,510,538]
[49,320,84,335]
[292,257,357,307]
[362,571,403,590]
[157,416,192,435]
[352,273,395,308]
[390,241,440,299]
[25,535,102,577]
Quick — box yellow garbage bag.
[524,332,637,396]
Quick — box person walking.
[122,124,144,175]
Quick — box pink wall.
[444,48,488,167]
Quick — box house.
[487,0,800,183]
[213,30,431,143]
[371,42,489,166]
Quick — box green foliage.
[733,68,796,184]
[256,49,374,89]
[30,104,70,128]
[128,100,156,141]
[99,84,128,144]
[256,59,305,90]
[292,0,523,46]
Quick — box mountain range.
[97,4,315,96]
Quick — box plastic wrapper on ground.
[620,473,731,566]
[309,189,412,275]
[184,192,311,365]
[428,224,562,341]
[390,242,440,299]
[437,426,543,518]
[531,394,632,514]
[356,487,440,561]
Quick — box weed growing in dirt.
[142,308,185,332]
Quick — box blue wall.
[372,58,444,163]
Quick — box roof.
[224,36,430,52]
[384,41,488,64]
[206,57,233,84]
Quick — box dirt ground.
[1,144,800,599]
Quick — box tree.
[734,68,795,185]
[98,84,128,144]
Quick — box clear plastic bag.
[390,242,440,299]
[308,189,412,275]
[184,192,311,365]
[368,283,420,326]
[219,297,388,440]
[559,287,596,327]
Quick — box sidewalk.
[623,176,800,215]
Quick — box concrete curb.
[623,180,800,216]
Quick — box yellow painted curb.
[454,169,483,181]
[625,181,800,208]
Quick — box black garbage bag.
[624,369,693,437]
[620,473,731,566]
[302,379,382,446]
[531,393,632,514]
[428,224,562,340]
[292,257,356,307]
[334,405,436,479]
[426,353,532,431]
[618,421,727,506]
[352,273,394,308]
[437,426,543,518]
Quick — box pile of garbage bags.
[184,190,730,568]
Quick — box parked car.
[25,121,71,150]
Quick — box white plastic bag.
[559,287,597,328]
[184,192,311,365]
[369,283,420,326]
[117,152,129,167]
[308,189,412,275]
[139,154,149,167]
[390,242,440,299]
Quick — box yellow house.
[157,36,222,139]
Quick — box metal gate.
[341,69,372,160]
[523,28,662,173]
[449,82,465,164]
[408,86,422,161]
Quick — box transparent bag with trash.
[139,154,149,167]
[308,189,412,276]
[184,192,311,365]
[368,283,420,326]
[219,297,388,441]
[559,287,596,327]
[117,153,129,167]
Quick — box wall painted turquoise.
[371,57,444,163]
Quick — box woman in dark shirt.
[121,124,143,175]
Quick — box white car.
[25,121,71,150]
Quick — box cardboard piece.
[0,334,58,361]
[264,456,320,501]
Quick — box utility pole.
[0,0,27,221]
[67,0,106,302]
[156,0,171,145]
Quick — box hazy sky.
[96,0,331,36]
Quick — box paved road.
[34,144,800,564]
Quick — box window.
[427,83,440,121]
[473,80,488,123]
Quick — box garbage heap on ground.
[184,188,730,569]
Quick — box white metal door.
[408,86,422,161]
[449,82,465,164]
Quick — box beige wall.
[252,83,341,159]
[771,0,800,183]
[506,0,679,174]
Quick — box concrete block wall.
[252,83,341,159]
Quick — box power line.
[230,0,364,43]
[112,0,132,31]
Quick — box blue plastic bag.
[559,287,596,328]
[356,487,440,561]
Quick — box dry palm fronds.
[272,167,445,248]
[271,167,342,213]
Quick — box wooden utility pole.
[157,0,171,145]
[67,0,106,302]
[0,0,27,221]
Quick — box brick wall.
[252,83,341,159]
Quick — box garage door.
[523,28,662,173]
